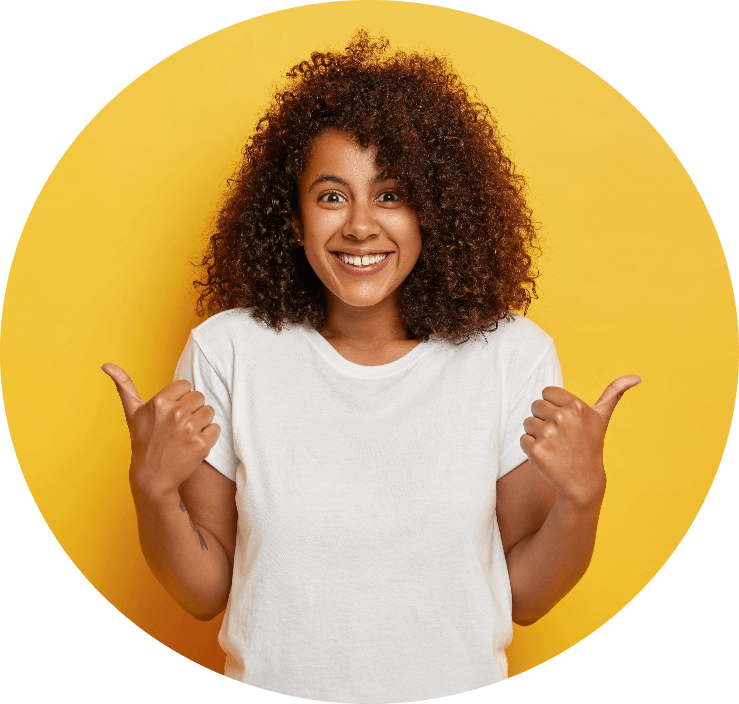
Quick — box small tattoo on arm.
[179,499,208,550]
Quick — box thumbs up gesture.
[101,363,221,498]
[521,375,642,504]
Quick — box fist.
[102,363,220,497]
[520,375,641,505]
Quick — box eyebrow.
[307,173,395,191]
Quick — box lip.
[333,248,392,255]
[332,251,393,277]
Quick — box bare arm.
[102,363,238,622]
[497,460,602,626]
[497,375,641,626]
[132,459,237,621]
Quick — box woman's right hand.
[102,363,221,499]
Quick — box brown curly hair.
[195,30,540,343]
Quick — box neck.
[318,288,413,348]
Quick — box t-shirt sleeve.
[499,341,564,480]
[173,332,239,482]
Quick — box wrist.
[556,473,606,512]
[129,462,179,505]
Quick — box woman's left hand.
[521,375,642,506]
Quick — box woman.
[103,32,639,703]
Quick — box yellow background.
[2,0,736,682]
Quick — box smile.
[336,252,389,266]
[332,251,393,276]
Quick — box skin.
[102,127,640,625]
[499,376,640,624]
[292,128,424,365]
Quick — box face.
[293,129,422,310]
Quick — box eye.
[319,191,347,204]
[377,191,401,203]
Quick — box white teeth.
[337,252,389,266]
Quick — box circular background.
[2,0,736,684]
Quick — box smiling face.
[293,129,423,313]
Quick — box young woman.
[103,32,639,703]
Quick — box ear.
[291,211,304,245]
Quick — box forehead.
[300,129,382,183]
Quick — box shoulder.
[190,308,275,350]
[434,314,554,362]
[433,314,556,378]
[490,314,554,354]
[472,314,557,381]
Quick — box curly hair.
[195,30,540,343]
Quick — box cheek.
[303,208,344,241]
[398,218,423,261]
[383,210,421,241]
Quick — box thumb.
[101,363,145,423]
[591,374,642,425]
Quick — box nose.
[343,198,379,241]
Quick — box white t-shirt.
[174,308,562,704]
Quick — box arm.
[496,375,641,626]
[102,363,238,622]
[132,459,237,621]
[497,460,602,626]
